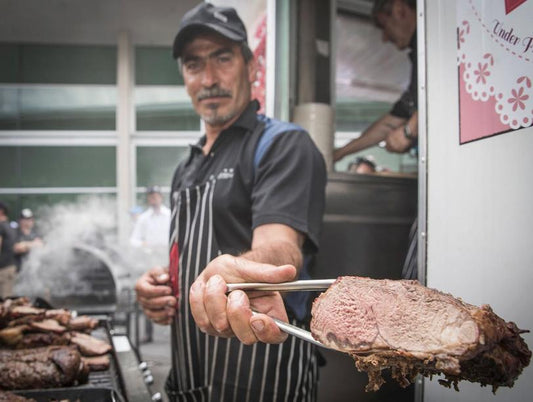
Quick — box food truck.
[0,1,531,401]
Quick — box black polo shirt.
[390,31,418,119]
[170,100,327,258]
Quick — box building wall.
[424,1,533,401]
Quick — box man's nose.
[200,60,218,87]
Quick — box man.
[135,3,327,401]
[129,186,171,250]
[130,185,171,343]
[333,0,418,161]
[348,156,377,174]
[0,202,17,298]
[13,208,43,272]
[335,0,419,281]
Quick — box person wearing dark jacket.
[13,208,43,272]
[0,202,17,298]
[135,3,327,401]
[334,0,418,161]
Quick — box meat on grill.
[16,332,71,349]
[30,319,67,334]
[0,391,36,402]
[82,355,111,371]
[45,309,72,326]
[0,325,29,346]
[68,316,99,331]
[70,332,112,356]
[310,276,531,392]
[0,299,110,359]
[0,346,88,390]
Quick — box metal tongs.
[226,279,336,348]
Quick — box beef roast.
[310,276,531,392]
[15,332,71,349]
[0,346,88,390]
[0,391,36,402]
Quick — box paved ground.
[134,321,415,402]
[138,323,172,402]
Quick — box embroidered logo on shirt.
[217,168,234,180]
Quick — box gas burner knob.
[143,369,153,378]
[138,361,148,371]
[144,374,154,385]
[151,393,163,401]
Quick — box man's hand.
[385,125,413,153]
[189,255,297,345]
[135,266,177,325]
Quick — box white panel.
[424,1,533,401]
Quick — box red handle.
[169,242,180,303]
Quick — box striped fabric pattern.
[167,181,318,402]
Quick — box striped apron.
[166,177,319,402]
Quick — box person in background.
[130,186,171,250]
[333,0,418,162]
[135,3,327,401]
[130,185,171,344]
[336,0,419,281]
[0,202,17,299]
[13,208,43,273]
[348,155,377,174]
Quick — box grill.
[3,308,153,402]
[3,239,159,401]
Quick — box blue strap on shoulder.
[253,115,311,322]
[253,114,303,169]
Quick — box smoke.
[14,196,165,307]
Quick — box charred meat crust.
[311,276,531,392]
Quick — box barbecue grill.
[4,240,159,401]
[2,308,155,402]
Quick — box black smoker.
[313,172,418,402]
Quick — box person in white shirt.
[129,185,171,343]
[130,186,171,249]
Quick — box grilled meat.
[67,316,98,332]
[69,332,112,356]
[82,355,110,371]
[0,391,36,402]
[0,346,88,390]
[311,276,531,392]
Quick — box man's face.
[375,1,413,50]
[19,218,34,231]
[180,32,256,128]
[147,192,162,208]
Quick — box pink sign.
[457,0,532,143]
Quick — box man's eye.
[217,55,232,64]
[184,61,200,72]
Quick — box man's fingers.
[138,295,176,311]
[227,290,257,345]
[189,280,209,331]
[197,255,297,285]
[250,313,288,344]
[144,305,175,324]
[204,275,232,334]
[233,259,297,284]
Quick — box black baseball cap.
[172,3,248,59]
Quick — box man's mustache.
[197,87,232,101]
